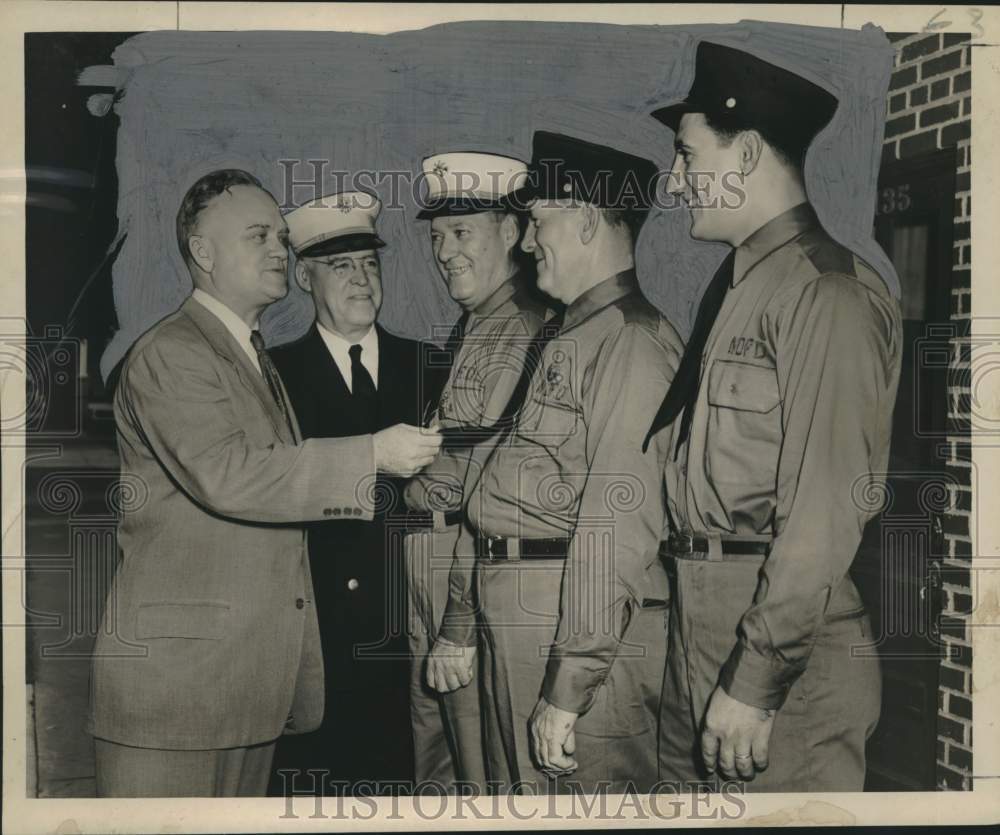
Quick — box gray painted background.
[92,20,896,380]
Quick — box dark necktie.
[642,251,735,456]
[444,311,470,366]
[496,309,565,429]
[249,330,296,441]
[349,343,378,427]
[348,343,377,398]
[439,309,565,450]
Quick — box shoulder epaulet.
[797,227,856,278]
[615,290,659,331]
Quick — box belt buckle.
[485,535,502,561]
[672,531,694,555]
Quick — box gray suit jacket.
[89,297,375,750]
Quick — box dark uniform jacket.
[272,324,444,690]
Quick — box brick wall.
[885,31,973,791]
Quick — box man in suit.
[403,152,552,790]
[89,169,441,797]
[268,190,444,793]
[646,41,901,791]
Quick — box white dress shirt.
[316,322,378,393]
[191,289,262,375]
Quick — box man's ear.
[500,213,520,251]
[579,204,599,245]
[187,234,214,274]
[294,260,311,293]
[738,130,765,176]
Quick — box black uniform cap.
[511,131,659,211]
[650,41,839,152]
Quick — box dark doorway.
[855,148,957,791]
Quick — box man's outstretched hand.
[374,423,442,477]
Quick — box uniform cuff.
[437,599,477,647]
[718,641,802,711]
[541,656,607,716]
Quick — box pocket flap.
[518,397,580,448]
[707,361,780,413]
[135,601,231,640]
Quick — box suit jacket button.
[347,579,360,591]
[295,597,305,609]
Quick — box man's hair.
[600,207,648,243]
[176,169,263,267]
[704,112,807,171]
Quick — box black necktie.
[349,342,378,394]
[496,309,565,429]
[643,251,735,456]
[349,343,378,428]
[439,310,565,450]
[250,330,296,441]
[444,311,470,364]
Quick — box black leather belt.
[661,531,771,561]
[476,535,571,561]
[401,509,463,531]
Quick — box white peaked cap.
[285,190,385,257]
[418,152,528,218]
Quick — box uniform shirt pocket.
[705,360,782,486]
[439,378,485,426]
[517,396,581,453]
[135,601,231,640]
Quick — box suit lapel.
[181,297,293,443]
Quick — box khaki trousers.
[658,555,881,792]
[477,558,667,794]
[94,737,276,797]
[405,527,487,790]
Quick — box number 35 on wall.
[876,184,912,217]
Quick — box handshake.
[373,423,443,477]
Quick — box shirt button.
[347,579,360,591]
[295,597,305,609]
[729,383,737,394]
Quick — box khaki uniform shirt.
[465,270,683,713]
[404,275,550,516]
[662,203,903,710]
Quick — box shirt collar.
[733,202,819,285]
[470,270,522,318]
[562,268,639,333]
[191,288,259,344]
[316,321,377,354]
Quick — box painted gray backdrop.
[85,20,897,380]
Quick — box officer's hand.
[373,424,442,477]
[425,636,476,693]
[529,696,579,775]
[700,686,774,781]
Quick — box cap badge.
[725,97,737,109]
[432,160,449,177]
